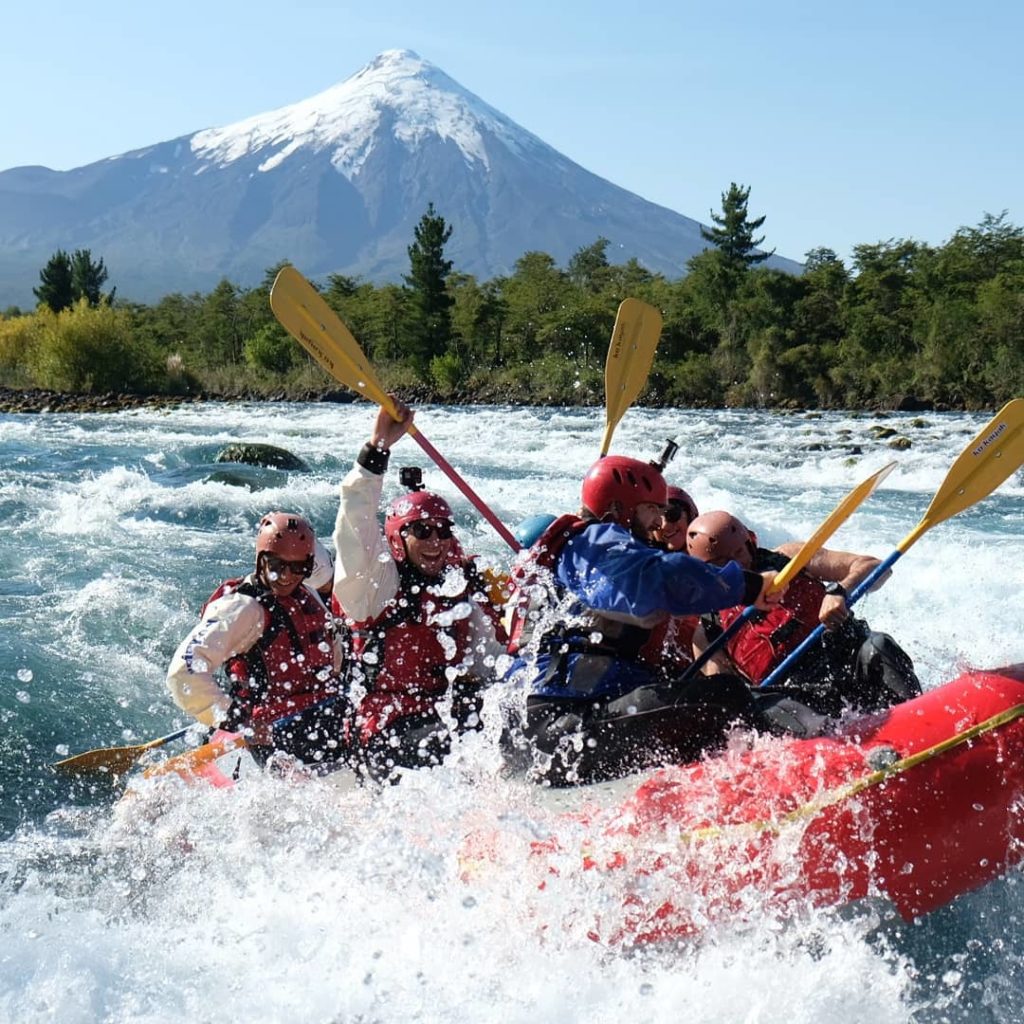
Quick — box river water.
[0,401,1021,1023]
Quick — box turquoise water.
[0,402,1021,1022]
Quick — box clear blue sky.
[2,0,1020,266]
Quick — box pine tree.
[70,249,113,306]
[403,202,454,365]
[568,237,611,293]
[34,250,75,312]
[700,183,774,272]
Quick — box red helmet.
[385,490,454,562]
[685,511,755,567]
[666,486,699,525]
[255,512,316,573]
[581,456,668,526]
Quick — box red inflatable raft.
[515,667,1024,944]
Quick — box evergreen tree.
[700,183,773,272]
[70,249,113,306]
[568,237,611,293]
[502,251,567,359]
[403,202,454,365]
[476,279,508,364]
[197,279,244,365]
[262,260,293,293]
[34,250,75,312]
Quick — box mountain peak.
[0,49,803,306]
[357,48,426,74]
[190,48,532,178]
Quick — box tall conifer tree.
[700,183,773,272]
[404,202,454,364]
[70,249,113,306]
[34,250,75,312]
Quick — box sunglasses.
[264,555,311,577]
[404,520,454,541]
[662,503,688,524]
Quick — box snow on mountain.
[0,49,801,306]
[191,50,543,177]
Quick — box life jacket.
[705,549,825,684]
[505,513,591,656]
[203,576,339,725]
[639,615,698,676]
[506,513,654,669]
[347,560,501,744]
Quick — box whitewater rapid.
[0,401,1021,1023]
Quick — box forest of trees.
[1,186,1022,410]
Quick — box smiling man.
[166,512,346,768]
[332,399,506,783]
[501,455,825,787]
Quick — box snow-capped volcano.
[0,50,799,305]
[191,50,543,177]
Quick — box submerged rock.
[214,442,308,471]
[206,466,290,490]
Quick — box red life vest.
[348,561,498,744]
[506,513,590,655]
[204,577,339,725]
[639,615,698,674]
[507,514,675,678]
[714,571,825,683]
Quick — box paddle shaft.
[406,425,520,552]
[142,695,344,780]
[679,604,759,683]
[270,267,519,552]
[675,461,896,687]
[759,400,1024,688]
[759,550,905,688]
[146,726,192,748]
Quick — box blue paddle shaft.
[758,549,906,688]
[677,604,759,685]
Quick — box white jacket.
[166,576,341,726]
[331,464,505,671]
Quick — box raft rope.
[572,698,1024,863]
[669,702,1024,846]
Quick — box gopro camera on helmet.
[652,438,680,472]
[399,466,425,492]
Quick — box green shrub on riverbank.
[3,210,1023,410]
[0,303,164,394]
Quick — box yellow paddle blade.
[600,298,663,456]
[901,398,1024,548]
[270,266,399,418]
[771,461,897,593]
[53,738,163,775]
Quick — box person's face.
[402,519,454,576]
[630,502,665,543]
[652,502,692,551]
[259,554,308,597]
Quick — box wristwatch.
[823,581,847,598]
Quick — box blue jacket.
[510,521,751,701]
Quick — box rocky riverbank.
[0,386,359,414]
[0,383,946,416]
